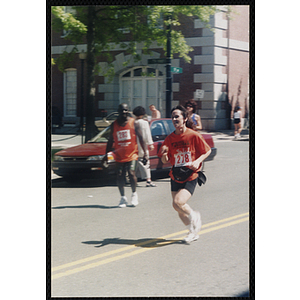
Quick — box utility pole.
[165,14,172,118]
[85,6,96,143]
[79,51,87,144]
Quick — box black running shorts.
[171,178,198,195]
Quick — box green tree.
[52,5,217,142]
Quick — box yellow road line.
[52,232,184,272]
[201,212,249,228]
[145,216,249,248]
[52,212,248,272]
[52,212,249,280]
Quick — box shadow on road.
[82,237,185,248]
[51,177,117,188]
[52,204,120,209]
[51,170,170,188]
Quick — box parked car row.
[52,118,217,182]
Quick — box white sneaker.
[191,211,202,234]
[131,192,139,206]
[118,196,128,208]
[183,231,199,244]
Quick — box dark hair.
[171,105,188,119]
[118,103,129,113]
[133,106,146,116]
[184,100,197,113]
[234,106,241,113]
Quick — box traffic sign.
[171,67,182,74]
[195,89,205,99]
[148,58,168,64]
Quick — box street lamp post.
[79,50,87,144]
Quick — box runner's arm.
[160,145,169,164]
[194,114,202,130]
[105,123,114,155]
[190,148,211,171]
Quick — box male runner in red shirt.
[105,103,147,207]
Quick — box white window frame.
[119,66,163,113]
[63,68,77,117]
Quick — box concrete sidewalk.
[205,129,249,143]
[51,133,84,150]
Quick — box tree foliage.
[52,5,217,73]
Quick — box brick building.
[51,5,249,130]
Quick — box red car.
[52,118,217,181]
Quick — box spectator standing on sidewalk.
[233,106,242,139]
[184,100,202,131]
[105,103,147,207]
[159,105,211,243]
[133,106,157,187]
[149,104,161,119]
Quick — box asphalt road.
[50,140,250,297]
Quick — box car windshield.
[89,126,111,143]
[106,113,118,121]
[106,112,132,121]
[165,119,175,133]
[151,120,168,141]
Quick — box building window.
[64,68,77,117]
[134,68,143,77]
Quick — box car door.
[149,120,171,170]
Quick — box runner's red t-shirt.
[112,118,138,163]
[160,128,211,182]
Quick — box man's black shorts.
[171,178,198,195]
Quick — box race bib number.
[117,129,131,141]
[174,150,192,167]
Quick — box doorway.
[120,67,163,116]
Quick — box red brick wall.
[229,5,249,43]
[228,5,250,117]
[173,47,202,104]
[228,49,249,118]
